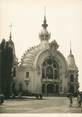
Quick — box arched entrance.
[47,84,54,96]
[47,84,54,93]
[42,84,59,96]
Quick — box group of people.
[68,91,82,107]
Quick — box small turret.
[67,41,79,94]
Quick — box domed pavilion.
[15,15,79,96]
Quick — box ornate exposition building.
[15,15,79,96]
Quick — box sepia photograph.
[0,0,82,115]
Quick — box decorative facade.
[15,15,79,96]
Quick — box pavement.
[0,96,82,113]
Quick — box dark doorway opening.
[42,84,59,96]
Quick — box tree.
[4,42,13,98]
[0,40,14,98]
[0,39,6,95]
[0,46,2,94]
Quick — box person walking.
[67,93,73,107]
[77,92,82,107]
[69,94,73,107]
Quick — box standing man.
[67,93,73,107]
[77,92,82,107]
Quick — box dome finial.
[44,6,46,18]
[42,6,48,29]
[9,23,12,40]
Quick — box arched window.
[42,56,59,80]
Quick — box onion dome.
[39,15,51,42]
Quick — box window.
[70,74,74,82]
[42,68,45,79]
[54,70,58,79]
[46,66,53,79]
[13,68,16,77]
[26,72,29,78]
[42,56,59,80]
[69,85,74,94]
[60,86,62,92]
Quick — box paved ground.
[0,97,82,113]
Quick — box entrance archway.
[47,84,54,96]
[42,84,59,96]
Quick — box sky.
[0,0,82,90]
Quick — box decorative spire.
[42,6,48,29]
[44,6,46,17]
[9,24,12,40]
[70,40,72,55]
[67,41,78,70]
